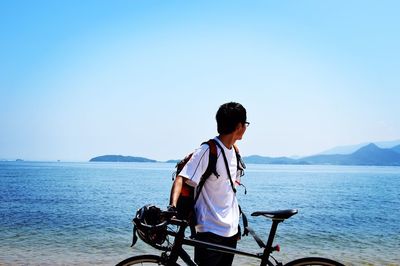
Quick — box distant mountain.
[319,139,400,155]
[392,144,400,154]
[89,155,157,162]
[301,143,400,166]
[243,143,400,166]
[349,143,400,165]
[375,139,400,148]
[243,155,306,165]
[319,143,367,155]
[298,154,349,165]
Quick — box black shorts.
[194,231,238,266]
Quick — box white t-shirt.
[179,137,239,237]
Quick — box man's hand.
[167,205,177,218]
[167,205,177,212]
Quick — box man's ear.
[235,123,242,131]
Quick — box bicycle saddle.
[251,209,298,220]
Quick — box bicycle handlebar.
[133,209,186,230]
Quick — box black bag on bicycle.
[131,204,168,250]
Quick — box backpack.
[172,139,246,229]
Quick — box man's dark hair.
[216,102,247,135]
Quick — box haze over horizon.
[1,1,399,162]
[3,138,400,163]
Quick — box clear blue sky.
[1,0,399,161]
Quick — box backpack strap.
[212,140,237,194]
[193,140,219,204]
[203,139,219,178]
[233,144,246,174]
[233,144,247,194]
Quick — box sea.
[0,161,399,266]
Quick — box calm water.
[0,162,399,265]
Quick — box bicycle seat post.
[261,219,282,266]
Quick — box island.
[89,155,157,163]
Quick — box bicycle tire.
[284,257,345,266]
[115,254,181,266]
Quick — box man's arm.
[169,145,208,208]
[169,175,185,207]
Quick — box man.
[169,102,249,266]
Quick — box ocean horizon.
[1,161,399,265]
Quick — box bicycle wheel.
[284,257,345,266]
[115,254,181,266]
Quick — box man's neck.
[217,134,236,149]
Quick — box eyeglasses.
[244,122,250,128]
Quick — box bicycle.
[116,205,345,266]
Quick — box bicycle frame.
[165,217,284,266]
[122,208,344,266]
